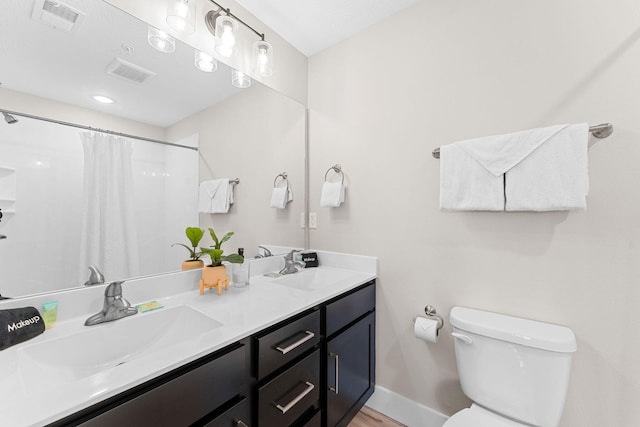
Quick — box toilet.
[444,307,577,427]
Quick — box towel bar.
[230,178,240,184]
[324,164,345,184]
[431,123,614,159]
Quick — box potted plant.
[172,227,205,271]
[199,227,244,295]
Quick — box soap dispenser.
[232,248,249,287]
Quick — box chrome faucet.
[84,265,105,286]
[84,281,138,326]
[255,245,273,258]
[279,250,306,275]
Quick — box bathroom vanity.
[0,251,376,427]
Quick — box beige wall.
[0,88,165,140]
[105,0,308,105]
[308,0,640,425]
[167,83,306,254]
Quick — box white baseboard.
[365,386,449,427]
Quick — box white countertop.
[0,250,377,426]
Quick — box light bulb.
[166,0,195,33]
[147,26,175,53]
[253,41,273,77]
[215,15,237,58]
[231,69,251,89]
[194,50,218,73]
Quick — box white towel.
[457,124,569,176]
[439,143,505,211]
[270,186,293,209]
[439,123,589,211]
[505,123,589,211]
[320,181,345,207]
[199,179,233,213]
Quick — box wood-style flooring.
[347,406,407,427]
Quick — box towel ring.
[324,164,344,184]
[274,172,288,187]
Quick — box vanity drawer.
[256,309,320,380]
[79,344,246,427]
[301,410,322,427]
[258,350,320,427]
[326,281,375,337]
[203,397,250,427]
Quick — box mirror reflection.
[0,0,305,299]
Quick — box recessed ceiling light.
[92,95,115,104]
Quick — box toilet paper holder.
[424,305,444,331]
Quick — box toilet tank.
[449,307,577,427]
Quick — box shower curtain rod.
[0,108,198,151]
[431,123,613,159]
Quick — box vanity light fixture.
[204,0,273,76]
[147,25,176,53]
[194,50,218,72]
[166,0,196,33]
[231,69,251,89]
[92,95,115,104]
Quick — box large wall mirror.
[0,0,306,299]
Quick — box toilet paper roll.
[414,316,439,343]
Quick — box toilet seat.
[443,404,529,427]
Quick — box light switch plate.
[309,212,317,229]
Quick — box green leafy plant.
[171,227,205,261]
[200,227,244,267]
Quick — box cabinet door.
[326,312,375,427]
[78,345,246,427]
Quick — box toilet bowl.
[443,307,577,427]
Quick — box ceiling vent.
[31,0,86,34]
[105,58,156,85]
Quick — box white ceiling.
[235,0,419,56]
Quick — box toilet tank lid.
[449,307,577,353]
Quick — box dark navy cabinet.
[325,282,376,427]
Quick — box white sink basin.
[18,306,221,383]
[273,268,363,291]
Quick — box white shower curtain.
[79,132,140,282]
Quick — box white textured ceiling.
[234,0,419,56]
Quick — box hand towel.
[0,307,45,351]
[439,143,505,211]
[270,185,294,209]
[320,181,345,207]
[505,123,589,211]
[199,179,233,214]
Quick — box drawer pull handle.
[275,381,315,414]
[275,330,315,354]
[234,421,248,427]
[329,352,339,394]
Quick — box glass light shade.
[147,26,175,53]
[231,69,251,89]
[166,0,195,33]
[214,15,238,58]
[253,40,273,77]
[194,50,218,73]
